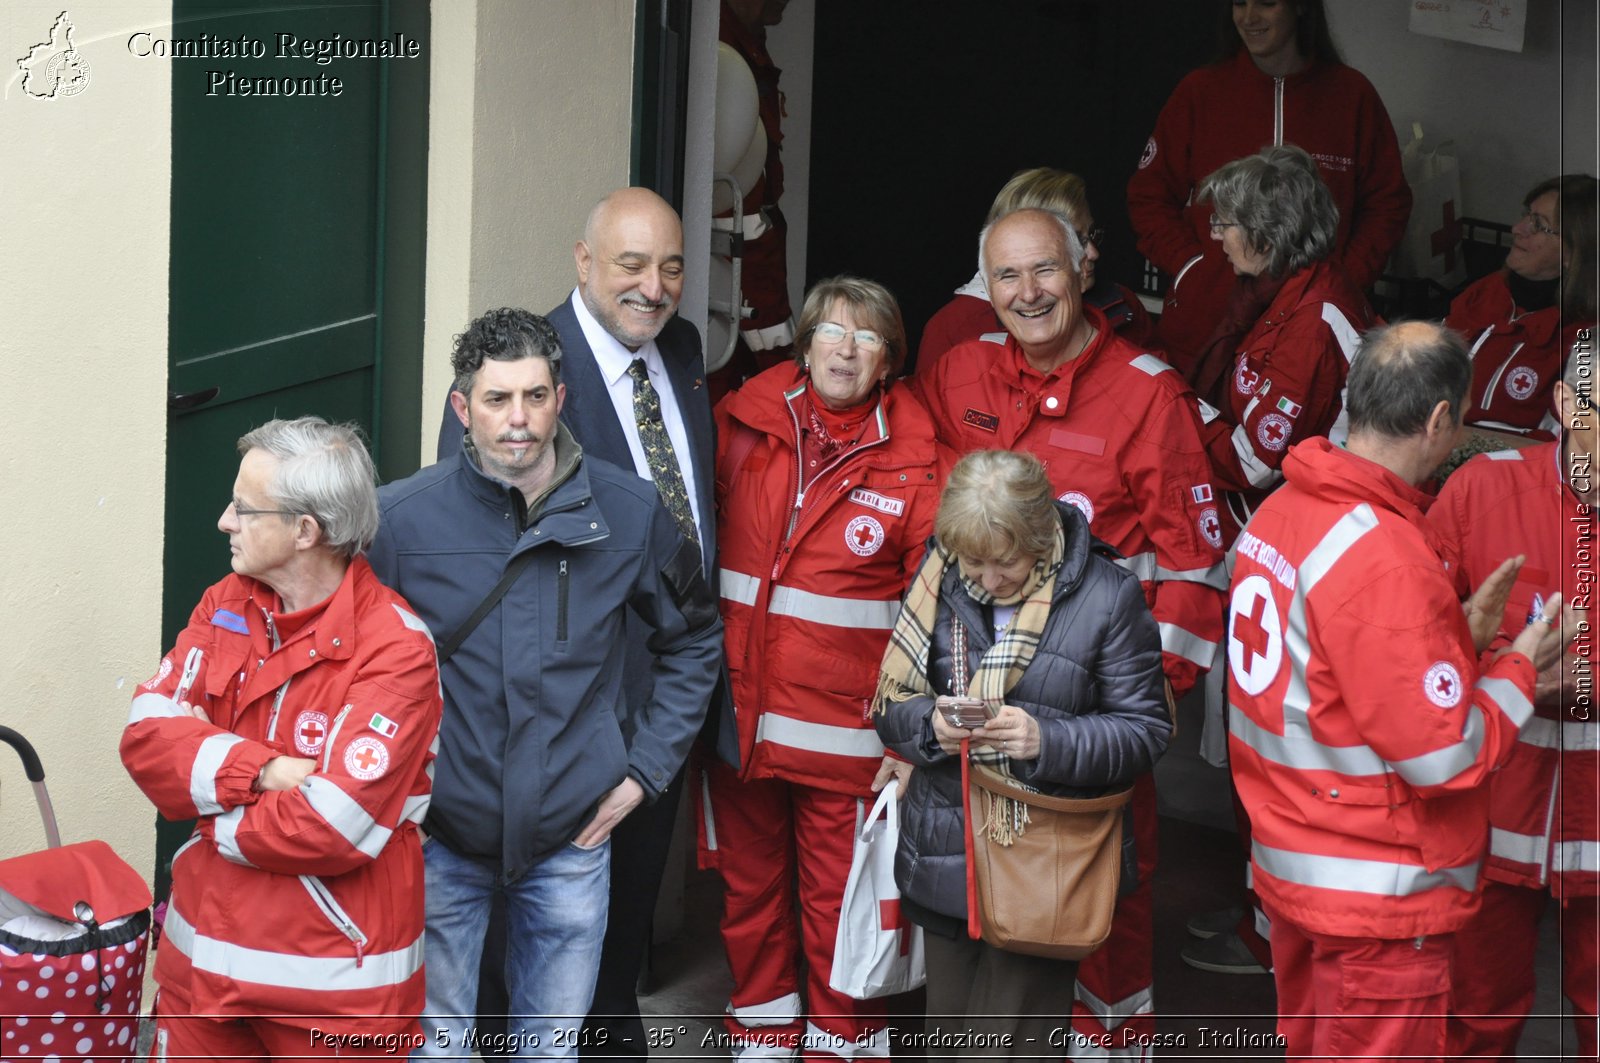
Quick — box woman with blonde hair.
[874,449,1170,1056]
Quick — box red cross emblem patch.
[294,709,331,755]
[344,735,391,780]
[1198,506,1223,549]
[1056,490,1095,524]
[1227,575,1283,696]
[1506,366,1539,401]
[845,515,885,557]
[1423,661,1463,709]
[1256,413,1293,452]
[1235,361,1261,396]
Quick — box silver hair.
[237,416,380,559]
[1201,144,1340,277]
[977,207,1086,297]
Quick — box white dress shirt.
[570,290,704,537]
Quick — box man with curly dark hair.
[369,306,722,1059]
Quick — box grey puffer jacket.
[873,502,1170,923]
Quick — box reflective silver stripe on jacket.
[212,805,255,867]
[1158,622,1218,667]
[1519,717,1600,751]
[128,691,184,724]
[1321,302,1362,446]
[728,991,802,1026]
[1555,840,1600,875]
[1073,979,1155,1029]
[303,776,392,859]
[1253,840,1479,896]
[191,733,245,816]
[721,569,901,629]
[1232,421,1283,489]
[1128,353,1170,378]
[754,714,884,759]
[1489,826,1545,866]
[163,899,421,991]
[1113,552,1228,589]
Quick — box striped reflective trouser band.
[803,1024,889,1061]
[1113,553,1228,590]
[1252,840,1480,896]
[728,992,802,1028]
[163,901,423,992]
[755,713,884,759]
[721,570,902,630]
[1073,980,1154,1031]
[1158,622,1219,667]
[1320,302,1362,447]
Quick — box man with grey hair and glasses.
[121,416,442,1059]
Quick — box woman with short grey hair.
[873,449,1170,1055]
[1189,143,1376,540]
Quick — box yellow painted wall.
[0,3,171,867]
[422,0,637,462]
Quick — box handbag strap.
[968,762,1133,813]
[437,551,538,663]
[960,734,982,942]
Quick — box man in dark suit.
[437,187,719,1061]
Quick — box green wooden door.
[156,0,428,898]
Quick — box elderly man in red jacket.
[1225,321,1568,1061]
[121,417,441,1060]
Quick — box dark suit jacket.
[436,292,730,766]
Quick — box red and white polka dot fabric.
[0,933,146,1061]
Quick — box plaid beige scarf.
[873,523,1066,841]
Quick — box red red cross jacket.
[1429,443,1597,898]
[1445,271,1585,435]
[918,306,1226,696]
[715,367,949,794]
[119,557,441,1031]
[1126,50,1409,371]
[1200,260,1374,526]
[1227,438,1538,940]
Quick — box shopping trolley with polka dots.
[0,725,151,1061]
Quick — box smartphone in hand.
[935,695,987,728]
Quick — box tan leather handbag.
[961,748,1131,960]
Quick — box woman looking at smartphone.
[872,450,1171,1056]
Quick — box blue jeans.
[413,837,610,1060]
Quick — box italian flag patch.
[1276,396,1302,417]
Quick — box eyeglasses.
[1075,227,1106,249]
[1209,214,1241,233]
[1517,209,1558,238]
[229,497,298,519]
[813,322,886,351]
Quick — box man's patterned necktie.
[627,358,699,549]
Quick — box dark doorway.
[805,0,1215,366]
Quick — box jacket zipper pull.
[354,937,366,967]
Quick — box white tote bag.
[828,786,926,999]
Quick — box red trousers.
[701,759,887,1060]
[154,988,419,1060]
[1448,881,1599,1061]
[1264,902,1453,1063]
[1067,772,1158,1058]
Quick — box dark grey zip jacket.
[874,502,1170,922]
[368,432,722,882]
